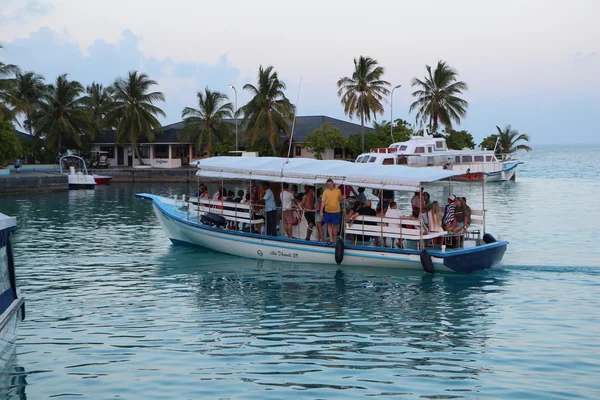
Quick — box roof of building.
[14,130,34,142]
[93,115,372,145]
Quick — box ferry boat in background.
[0,213,25,367]
[356,135,523,182]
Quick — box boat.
[59,155,96,190]
[0,212,25,366]
[356,134,523,182]
[92,175,113,185]
[136,157,508,274]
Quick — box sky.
[1,0,598,145]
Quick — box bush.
[0,119,23,168]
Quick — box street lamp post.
[390,84,401,142]
[229,84,238,151]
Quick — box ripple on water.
[0,177,598,398]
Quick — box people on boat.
[14,158,21,173]
[450,197,468,233]
[315,187,324,242]
[320,178,345,245]
[384,201,403,248]
[301,185,316,240]
[381,189,394,209]
[355,187,367,204]
[260,182,277,236]
[233,190,244,203]
[442,195,456,231]
[280,183,296,238]
[339,184,357,199]
[212,186,222,200]
[427,201,444,247]
[347,199,376,246]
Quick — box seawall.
[0,167,200,195]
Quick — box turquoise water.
[0,146,599,398]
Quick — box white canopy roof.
[192,157,464,191]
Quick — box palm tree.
[34,74,92,154]
[409,60,468,133]
[111,71,165,165]
[11,71,46,135]
[82,82,116,139]
[238,65,295,155]
[178,87,233,157]
[337,56,390,152]
[0,45,20,121]
[494,124,532,159]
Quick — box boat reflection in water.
[154,246,507,384]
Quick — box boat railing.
[175,194,486,249]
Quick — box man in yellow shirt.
[320,178,344,245]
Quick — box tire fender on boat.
[420,248,435,274]
[201,212,227,228]
[483,233,497,244]
[335,239,344,265]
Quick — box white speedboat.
[356,135,522,182]
[137,157,508,274]
[0,213,25,367]
[59,155,96,190]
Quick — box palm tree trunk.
[360,113,365,152]
[134,144,144,165]
[208,130,212,157]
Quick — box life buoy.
[335,239,344,265]
[201,212,227,228]
[420,249,435,274]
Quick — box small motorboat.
[59,155,96,190]
[92,175,113,185]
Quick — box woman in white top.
[427,201,443,247]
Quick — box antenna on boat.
[286,77,302,161]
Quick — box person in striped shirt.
[442,195,456,230]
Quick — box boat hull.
[92,175,112,185]
[453,161,522,182]
[138,194,508,274]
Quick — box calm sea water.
[0,145,599,399]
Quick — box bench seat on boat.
[344,215,445,248]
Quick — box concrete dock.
[0,166,200,195]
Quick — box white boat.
[137,157,508,274]
[356,135,523,182]
[59,155,96,190]
[0,213,25,367]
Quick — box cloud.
[0,0,53,23]
[2,27,241,123]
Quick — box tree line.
[0,45,531,167]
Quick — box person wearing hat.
[442,194,456,231]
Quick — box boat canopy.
[191,157,465,191]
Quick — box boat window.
[397,156,408,165]
[462,155,473,163]
[382,158,394,165]
[369,157,377,163]
[356,156,364,163]
[427,146,434,153]
[415,147,425,153]
[474,155,484,162]
[435,141,444,149]
[455,156,461,163]
[399,145,408,151]
[486,155,494,162]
